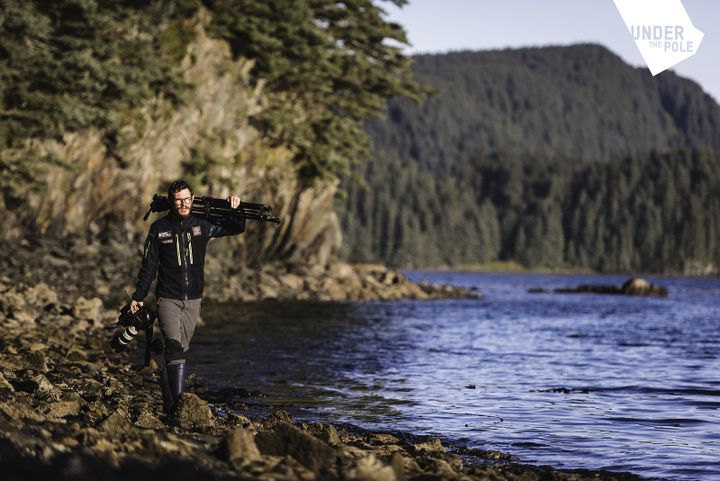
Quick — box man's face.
[172,188,194,218]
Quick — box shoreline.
[404,266,720,281]
[0,280,652,481]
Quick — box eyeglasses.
[173,197,193,206]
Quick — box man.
[130,179,245,414]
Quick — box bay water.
[190,272,720,481]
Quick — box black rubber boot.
[167,362,185,407]
[159,368,174,414]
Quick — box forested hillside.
[0,0,420,257]
[340,45,720,274]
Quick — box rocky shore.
[549,277,668,296]
[1,280,648,481]
[3,237,480,305]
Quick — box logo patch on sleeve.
[192,226,202,236]
[158,231,172,239]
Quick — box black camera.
[108,304,156,352]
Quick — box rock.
[622,277,668,296]
[24,283,59,310]
[329,262,356,280]
[46,400,81,418]
[33,374,60,399]
[0,400,46,422]
[305,423,340,446]
[268,409,293,424]
[429,458,458,477]
[134,410,164,429]
[220,428,261,464]
[255,421,336,474]
[172,392,216,429]
[528,287,548,294]
[555,278,668,297]
[345,454,397,481]
[555,284,622,294]
[27,351,49,372]
[413,439,445,455]
[0,372,15,392]
[319,277,347,301]
[227,412,253,427]
[278,273,305,291]
[72,296,103,321]
[370,433,400,445]
[65,346,88,361]
[100,409,132,437]
[382,271,401,285]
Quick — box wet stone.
[413,439,445,455]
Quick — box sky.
[383,0,720,102]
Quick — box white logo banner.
[612,0,704,75]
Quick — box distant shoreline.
[401,261,720,279]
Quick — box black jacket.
[132,213,245,301]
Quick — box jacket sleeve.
[132,228,159,301]
[204,216,246,239]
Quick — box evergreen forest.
[340,45,720,273]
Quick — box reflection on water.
[189,273,720,481]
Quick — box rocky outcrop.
[547,277,668,296]
[4,12,341,270]
[1,237,481,304]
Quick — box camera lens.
[111,326,139,352]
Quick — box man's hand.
[228,195,241,209]
[130,300,143,314]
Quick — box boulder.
[134,410,165,429]
[172,392,216,429]
[304,422,341,446]
[219,428,261,464]
[622,277,668,296]
[100,409,133,437]
[255,421,336,474]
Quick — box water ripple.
[187,273,720,481]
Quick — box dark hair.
[168,179,193,199]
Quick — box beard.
[175,206,191,218]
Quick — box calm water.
[190,273,720,481]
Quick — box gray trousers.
[157,297,202,365]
